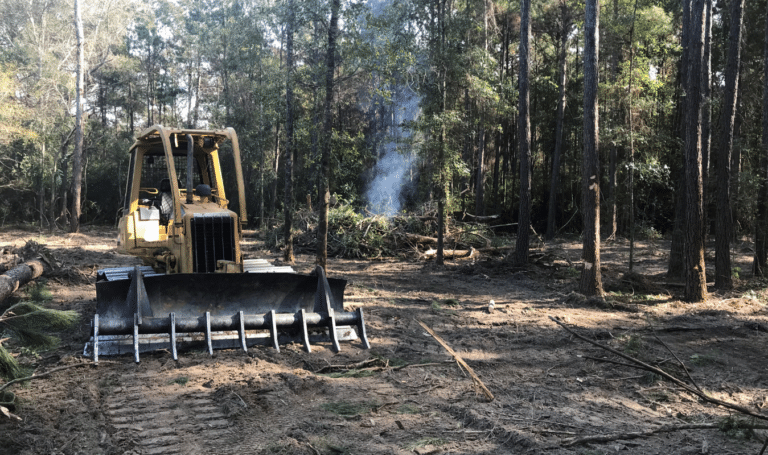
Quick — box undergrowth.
[267,204,508,259]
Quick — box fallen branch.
[416,319,494,402]
[561,423,720,447]
[313,358,454,375]
[549,316,768,421]
[391,361,455,370]
[648,322,702,393]
[582,355,641,370]
[313,358,381,374]
[0,361,100,393]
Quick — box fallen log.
[422,248,477,260]
[461,213,500,222]
[402,233,438,245]
[0,260,46,303]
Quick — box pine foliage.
[0,302,78,380]
[0,345,21,380]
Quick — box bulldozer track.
[104,373,231,454]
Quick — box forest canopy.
[0,0,765,264]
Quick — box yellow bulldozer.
[86,125,369,362]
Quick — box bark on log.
[0,260,46,303]
[423,248,477,259]
[462,213,500,222]
[403,233,438,245]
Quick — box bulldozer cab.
[130,135,224,221]
[117,126,247,274]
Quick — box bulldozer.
[85,125,369,362]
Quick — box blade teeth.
[91,308,369,358]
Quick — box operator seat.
[159,178,174,223]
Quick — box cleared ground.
[1,227,767,454]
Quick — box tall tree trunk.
[669,0,693,278]
[715,0,744,290]
[754,0,768,276]
[128,83,134,134]
[627,0,639,271]
[546,2,569,241]
[580,0,603,296]
[492,132,501,214]
[730,78,743,239]
[71,0,85,234]
[283,2,295,263]
[607,0,619,240]
[701,0,712,233]
[436,0,447,266]
[56,129,73,228]
[269,122,280,224]
[475,123,485,216]
[317,0,340,271]
[193,53,201,128]
[39,138,45,230]
[684,0,707,301]
[514,0,532,265]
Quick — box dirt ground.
[1,226,768,455]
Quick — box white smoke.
[360,0,421,216]
[365,144,414,216]
[364,88,420,216]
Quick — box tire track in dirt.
[104,372,231,454]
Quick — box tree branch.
[549,316,768,421]
[0,362,100,393]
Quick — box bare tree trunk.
[492,133,501,214]
[269,122,280,224]
[730,79,743,239]
[701,0,712,236]
[283,2,295,263]
[55,129,73,229]
[546,1,569,241]
[715,0,744,289]
[475,123,485,216]
[514,0,531,265]
[627,0,639,271]
[39,139,45,230]
[580,0,603,296]
[70,0,85,234]
[669,0,692,279]
[436,0,447,266]
[684,0,707,302]
[754,0,768,276]
[607,0,619,240]
[317,0,340,271]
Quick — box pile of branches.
[272,204,511,259]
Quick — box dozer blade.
[85,265,370,362]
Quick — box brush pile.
[271,203,512,260]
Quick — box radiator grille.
[190,214,236,273]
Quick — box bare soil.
[1,227,768,455]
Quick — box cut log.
[423,248,477,260]
[0,260,46,303]
[403,233,438,245]
[461,213,500,222]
